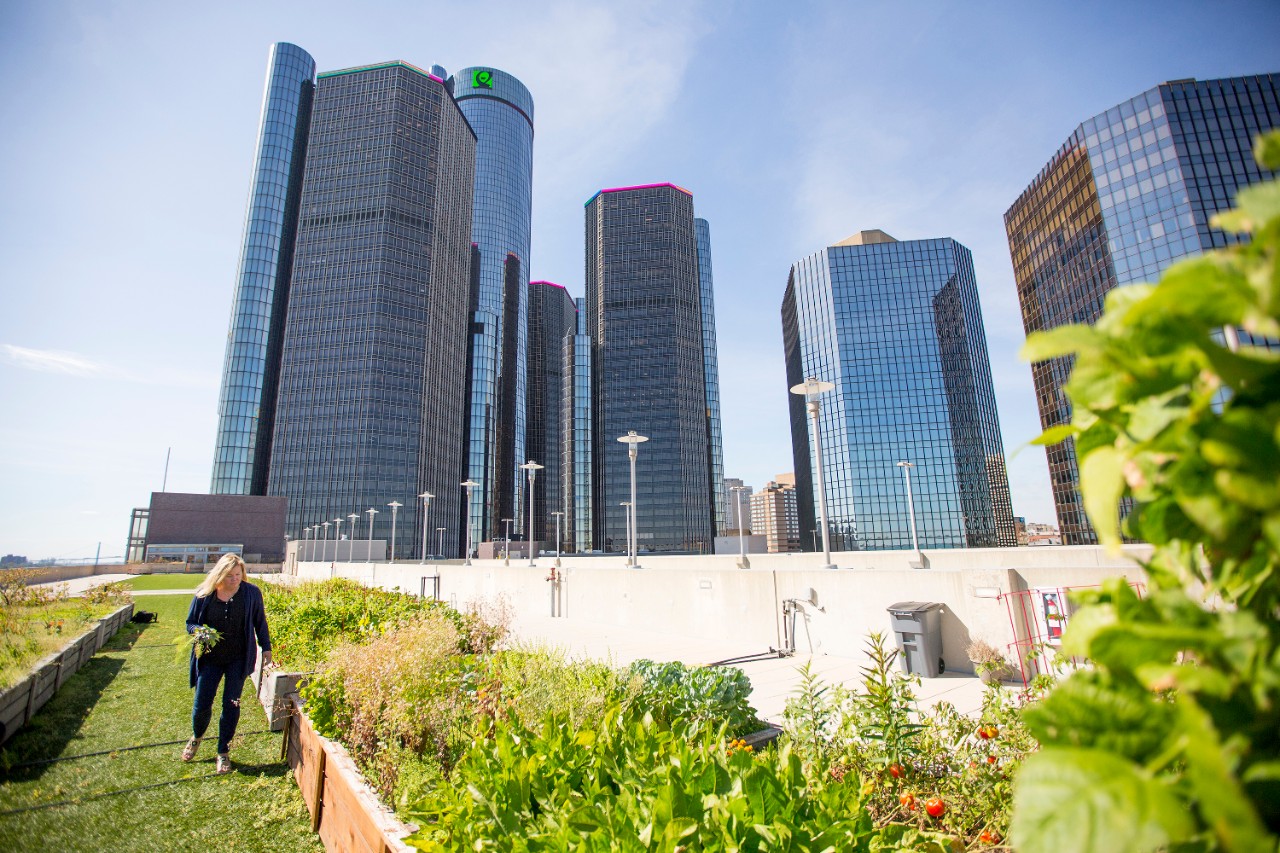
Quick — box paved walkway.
[48,573,996,724]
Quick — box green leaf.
[1080,445,1126,548]
[1255,130,1280,171]
[1021,324,1100,363]
[1174,696,1273,852]
[1010,748,1195,853]
[1030,424,1079,447]
[1233,181,1280,231]
[1021,672,1175,762]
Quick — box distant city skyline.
[2,1,1278,558]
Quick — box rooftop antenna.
[161,447,171,492]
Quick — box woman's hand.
[262,650,274,668]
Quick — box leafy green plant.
[404,707,958,851]
[261,578,465,670]
[1011,132,1280,852]
[625,658,757,735]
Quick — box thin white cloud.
[2,343,215,389]
[2,344,106,377]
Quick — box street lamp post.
[461,481,479,565]
[436,527,446,562]
[348,513,358,562]
[551,511,563,568]
[896,461,921,561]
[365,507,378,563]
[620,502,632,563]
[332,516,343,578]
[503,518,513,565]
[302,527,311,561]
[790,377,837,570]
[387,501,402,562]
[418,492,434,564]
[321,521,331,563]
[731,484,750,569]
[520,461,544,567]
[616,431,649,568]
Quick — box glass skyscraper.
[562,298,593,553]
[695,219,728,535]
[585,183,719,554]
[448,67,535,544]
[1006,74,1279,544]
[212,43,315,496]
[782,231,1016,551]
[526,281,577,548]
[265,61,477,559]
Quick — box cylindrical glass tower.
[211,42,316,495]
[450,66,535,542]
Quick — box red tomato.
[925,797,945,818]
[888,763,904,778]
[899,793,916,811]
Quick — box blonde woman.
[180,553,272,773]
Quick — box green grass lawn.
[119,574,205,591]
[121,573,279,592]
[0,594,322,852]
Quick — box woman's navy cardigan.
[185,581,272,687]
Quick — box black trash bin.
[887,601,945,677]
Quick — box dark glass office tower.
[526,281,576,547]
[266,61,477,559]
[1006,75,1279,544]
[586,184,716,554]
[448,67,535,544]
[782,231,1017,551]
[212,43,315,495]
[562,298,593,553]
[695,219,728,535]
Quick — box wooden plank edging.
[283,694,415,853]
[0,602,134,745]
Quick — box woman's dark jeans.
[192,657,247,754]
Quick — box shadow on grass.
[0,655,125,778]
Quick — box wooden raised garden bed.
[282,694,414,853]
[0,603,134,744]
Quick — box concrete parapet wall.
[293,545,1150,672]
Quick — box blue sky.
[2,1,1277,560]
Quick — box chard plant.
[1010,131,1280,852]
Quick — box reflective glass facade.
[526,281,576,546]
[266,62,476,559]
[696,219,728,535]
[449,67,535,543]
[212,43,315,495]
[562,299,594,552]
[1006,74,1279,544]
[783,233,1016,551]
[586,184,716,554]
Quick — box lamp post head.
[552,511,563,518]
[322,522,330,530]
[334,517,343,525]
[366,507,378,517]
[388,501,402,509]
[461,480,479,490]
[419,491,434,501]
[896,461,914,469]
[789,377,835,401]
[349,512,358,523]
[617,431,649,445]
[520,460,544,473]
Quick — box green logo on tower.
[472,69,494,89]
